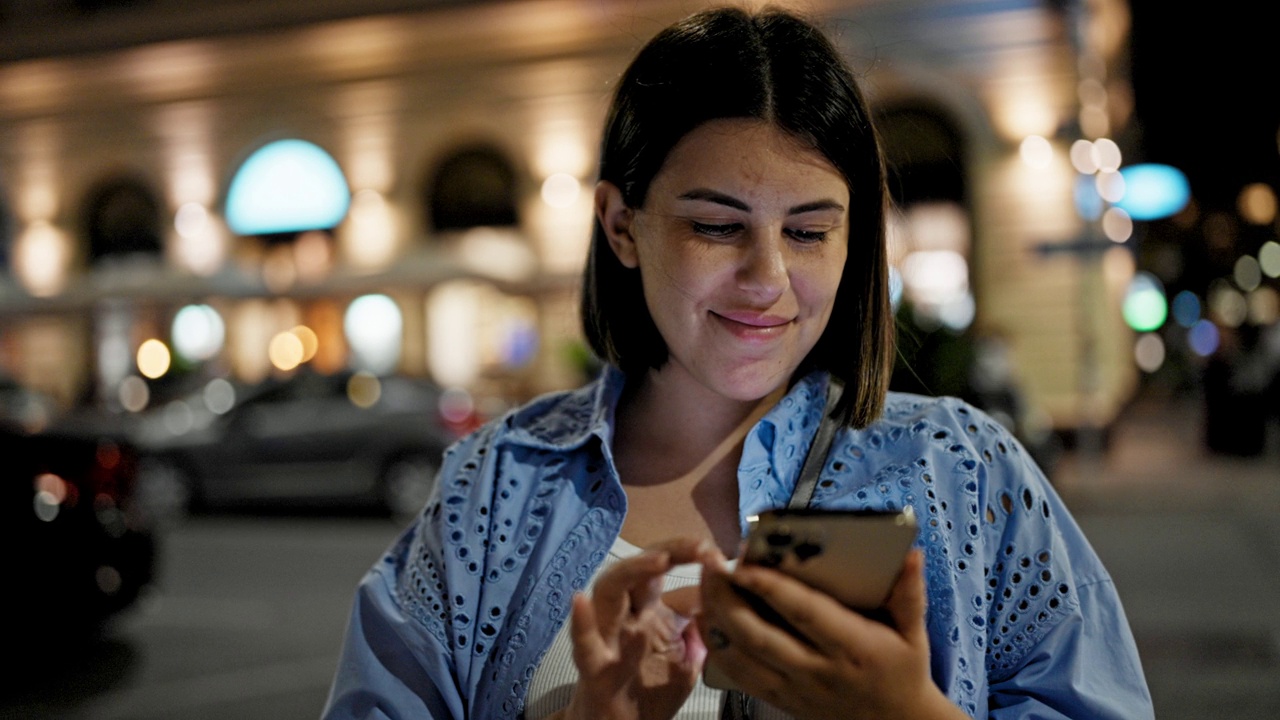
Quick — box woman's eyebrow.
[676,189,845,216]
[788,199,845,214]
[677,188,749,211]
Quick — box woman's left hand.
[698,549,967,720]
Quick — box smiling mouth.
[712,311,792,339]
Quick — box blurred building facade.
[0,0,1140,431]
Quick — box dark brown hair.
[580,6,894,427]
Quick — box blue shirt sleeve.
[321,529,466,720]
[988,578,1153,719]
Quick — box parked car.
[134,369,470,519]
[2,396,156,645]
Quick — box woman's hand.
[698,549,968,720]
[557,537,713,720]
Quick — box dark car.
[135,369,469,519]
[3,418,156,645]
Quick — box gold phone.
[703,508,919,691]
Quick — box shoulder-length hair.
[580,6,894,428]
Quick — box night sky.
[1128,0,1280,211]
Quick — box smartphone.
[703,507,918,690]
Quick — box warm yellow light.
[1079,106,1110,140]
[268,331,305,371]
[137,339,172,379]
[541,173,582,208]
[1019,136,1053,169]
[14,221,71,297]
[291,325,320,363]
[347,371,382,408]
[1248,286,1279,325]
[172,203,227,276]
[341,189,398,268]
[1237,183,1277,225]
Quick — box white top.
[523,536,789,720]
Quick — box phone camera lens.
[766,527,793,548]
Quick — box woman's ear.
[595,181,639,269]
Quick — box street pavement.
[3,390,1276,720]
[1052,392,1280,720]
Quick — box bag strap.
[723,377,845,719]
[787,377,844,510]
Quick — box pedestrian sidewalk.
[1051,392,1280,515]
[1050,392,1280,720]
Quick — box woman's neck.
[616,369,786,470]
[610,368,787,554]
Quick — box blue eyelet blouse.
[322,367,1153,719]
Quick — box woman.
[323,7,1153,719]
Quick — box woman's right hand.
[554,537,713,720]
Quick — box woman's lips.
[712,310,792,340]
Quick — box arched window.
[876,104,967,207]
[82,174,163,262]
[424,145,518,232]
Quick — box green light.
[1122,272,1168,332]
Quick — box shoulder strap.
[787,378,844,510]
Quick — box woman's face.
[601,118,849,403]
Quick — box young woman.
[323,7,1153,719]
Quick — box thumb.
[885,549,929,646]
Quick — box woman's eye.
[691,221,741,238]
[787,228,829,243]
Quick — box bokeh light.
[136,339,172,379]
[1070,139,1099,174]
[1092,138,1122,172]
[1188,319,1220,357]
[1019,135,1053,169]
[1171,290,1201,328]
[225,139,351,235]
[1121,272,1167,332]
[347,371,381,408]
[1115,164,1191,220]
[1237,183,1277,225]
[291,325,319,363]
[1102,207,1133,242]
[1233,255,1262,292]
[268,331,305,371]
[1133,333,1165,373]
[540,172,581,208]
[1258,241,1280,278]
[171,304,225,362]
[1074,174,1104,221]
[1208,281,1248,327]
[119,375,150,412]
[1248,286,1279,325]
[1095,171,1125,203]
[203,378,236,415]
[344,294,403,375]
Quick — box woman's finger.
[699,563,822,679]
[727,563,890,660]
[884,549,928,647]
[568,592,608,671]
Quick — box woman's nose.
[736,230,788,300]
